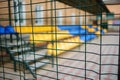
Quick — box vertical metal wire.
[46,0,48,25]
[84,1,87,80]
[118,15,120,80]
[8,0,13,43]
[30,0,36,79]
[64,5,66,25]
[17,0,23,79]
[18,0,29,79]
[22,0,26,79]
[13,0,19,75]
[53,0,59,79]
[99,7,103,80]
[0,38,5,79]
[7,0,15,79]
[8,0,12,26]
[50,0,54,68]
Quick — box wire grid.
[0,0,120,80]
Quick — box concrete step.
[0,34,18,40]
[14,52,46,63]
[19,34,30,41]
[0,41,29,48]
[0,34,30,40]
[9,47,31,53]
[30,59,50,71]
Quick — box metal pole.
[8,0,13,42]
[118,18,120,80]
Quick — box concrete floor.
[0,32,119,80]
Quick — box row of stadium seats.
[47,33,97,56]
[0,25,107,56]
[58,25,101,33]
[14,25,57,33]
[47,36,81,56]
[14,25,107,36]
[47,25,107,56]
[29,25,105,44]
[29,30,72,44]
[14,25,100,33]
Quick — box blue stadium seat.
[80,32,96,42]
[94,27,99,31]
[0,25,5,34]
[88,25,93,28]
[58,25,81,30]
[5,25,17,34]
[80,35,92,42]
[89,33,97,40]
[68,29,87,36]
[100,30,105,34]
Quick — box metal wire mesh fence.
[0,0,120,80]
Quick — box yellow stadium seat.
[81,26,89,29]
[14,25,58,33]
[88,28,95,33]
[30,34,51,44]
[98,27,101,30]
[104,29,107,33]
[95,29,107,36]
[95,31,101,36]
